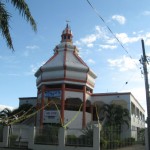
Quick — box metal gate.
[8,125,29,148]
[100,126,145,150]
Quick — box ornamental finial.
[66,20,70,28]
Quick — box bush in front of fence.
[66,134,77,145]
[65,134,93,147]
[34,126,59,145]
[100,137,136,149]
[9,135,18,147]
[124,137,135,146]
[34,134,58,145]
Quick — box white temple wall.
[42,70,64,79]
[64,111,91,129]
[36,75,41,85]
[66,70,87,81]
[87,74,95,86]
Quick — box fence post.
[58,127,65,149]
[3,126,10,147]
[93,125,100,150]
[145,128,149,150]
[28,126,35,149]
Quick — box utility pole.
[140,39,150,149]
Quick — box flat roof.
[19,97,37,100]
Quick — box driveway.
[115,144,145,150]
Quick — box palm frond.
[10,0,37,32]
[0,2,14,50]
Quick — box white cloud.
[99,44,117,49]
[116,33,141,44]
[145,33,150,38]
[75,26,107,48]
[132,30,143,35]
[106,38,117,44]
[142,11,150,16]
[95,26,107,38]
[26,45,39,50]
[145,39,150,46]
[23,45,40,57]
[75,25,150,56]
[87,59,96,64]
[74,41,81,46]
[80,34,97,44]
[87,43,94,48]
[112,15,126,25]
[139,32,150,46]
[107,55,139,72]
[25,61,46,76]
[30,65,38,74]
[75,25,143,50]
[0,105,14,111]
[107,33,141,45]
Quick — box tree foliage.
[0,104,34,125]
[99,104,130,127]
[0,0,37,50]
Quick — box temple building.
[19,24,145,139]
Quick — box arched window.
[65,98,82,111]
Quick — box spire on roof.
[61,23,73,43]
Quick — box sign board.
[45,90,61,98]
[43,110,60,123]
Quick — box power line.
[86,0,141,70]
[118,71,139,92]
[86,0,145,92]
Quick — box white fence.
[0,125,148,150]
[0,125,100,150]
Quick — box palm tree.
[0,108,12,118]
[99,104,131,148]
[0,0,37,50]
[0,108,12,125]
[0,104,34,125]
[99,104,130,128]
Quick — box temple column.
[40,85,45,127]
[61,84,65,126]
[35,89,40,126]
[82,85,86,128]
[90,104,93,121]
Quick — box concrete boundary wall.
[0,126,100,150]
[0,126,9,147]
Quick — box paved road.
[115,144,145,150]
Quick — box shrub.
[9,135,18,147]
[66,134,77,144]
[124,137,135,145]
[100,138,108,149]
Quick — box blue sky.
[0,0,150,116]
